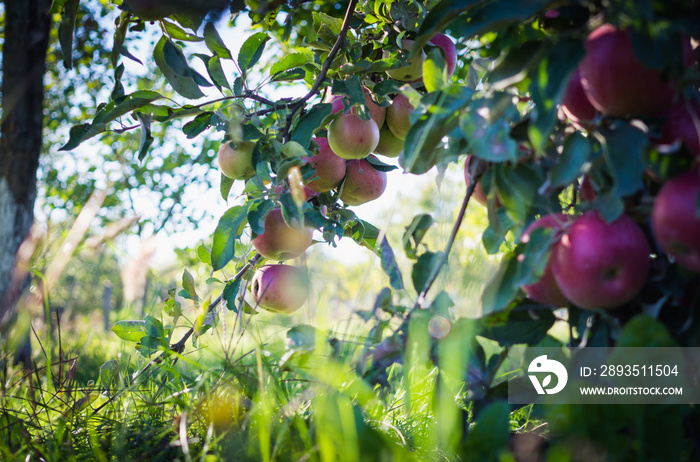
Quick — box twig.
[90,253,261,416]
[411,158,486,310]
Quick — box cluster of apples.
[513,23,700,311]
[214,34,458,314]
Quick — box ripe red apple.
[218,141,256,180]
[327,113,380,160]
[251,208,313,261]
[654,99,700,157]
[520,214,570,307]
[386,94,414,141]
[303,138,347,192]
[552,211,650,310]
[385,39,426,82]
[428,33,458,77]
[579,24,680,117]
[339,156,388,206]
[124,0,173,20]
[373,125,403,158]
[579,175,596,202]
[251,264,308,313]
[652,169,700,272]
[328,87,386,128]
[561,68,597,129]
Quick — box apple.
[428,33,458,78]
[520,214,570,307]
[386,94,414,141]
[303,138,347,192]
[251,264,308,313]
[561,68,597,129]
[327,113,380,160]
[251,208,313,261]
[654,99,700,157]
[552,211,650,310]
[328,87,386,128]
[373,125,403,158]
[579,175,596,202]
[578,24,680,117]
[652,169,700,272]
[339,156,388,206]
[123,0,173,20]
[217,141,256,180]
[385,39,426,82]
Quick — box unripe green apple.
[385,39,426,82]
[552,211,650,310]
[251,264,308,313]
[652,169,700,272]
[373,125,403,158]
[386,94,414,141]
[303,137,347,192]
[217,141,256,180]
[327,113,380,160]
[339,156,388,206]
[123,0,173,20]
[251,208,313,261]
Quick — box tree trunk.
[0,0,52,319]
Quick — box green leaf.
[464,401,510,458]
[599,123,647,197]
[247,199,276,236]
[162,20,204,41]
[453,0,556,39]
[481,251,520,313]
[60,123,92,151]
[57,0,79,69]
[183,112,213,138]
[313,12,343,36]
[378,236,404,291]
[412,251,443,294]
[291,103,334,149]
[615,314,677,348]
[135,112,154,161]
[220,174,234,201]
[92,91,163,126]
[423,48,447,93]
[489,41,546,90]
[222,277,243,311]
[492,163,546,223]
[204,22,232,59]
[181,269,198,301]
[111,320,146,343]
[513,227,554,288]
[365,155,399,172]
[238,32,269,71]
[211,205,250,271]
[480,306,556,346]
[547,131,591,190]
[460,93,519,163]
[403,214,435,260]
[207,55,230,91]
[196,244,211,266]
[154,37,206,99]
[417,0,478,44]
[271,53,310,76]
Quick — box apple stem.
[411,159,486,310]
[90,252,262,417]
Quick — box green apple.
[217,141,256,180]
[385,39,426,82]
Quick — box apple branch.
[411,158,487,310]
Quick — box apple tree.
[53,0,700,458]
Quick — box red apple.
[303,138,347,192]
[328,87,386,128]
[561,68,597,129]
[429,33,458,78]
[327,113,380,160]
[339,156,388,206]
[552,211,650,310]
[251,264,308,313]
[386,94,414,141]
[124,0,173,20]
[579,24,682,117]
[654,99,700,157]
[251,208,313,261]
[520,214,570,307]
[579,175,596,202]
[652,169,700,272]
[373,125,403,158]
[218,141,256,180]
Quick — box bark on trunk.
[0,0,52,320]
